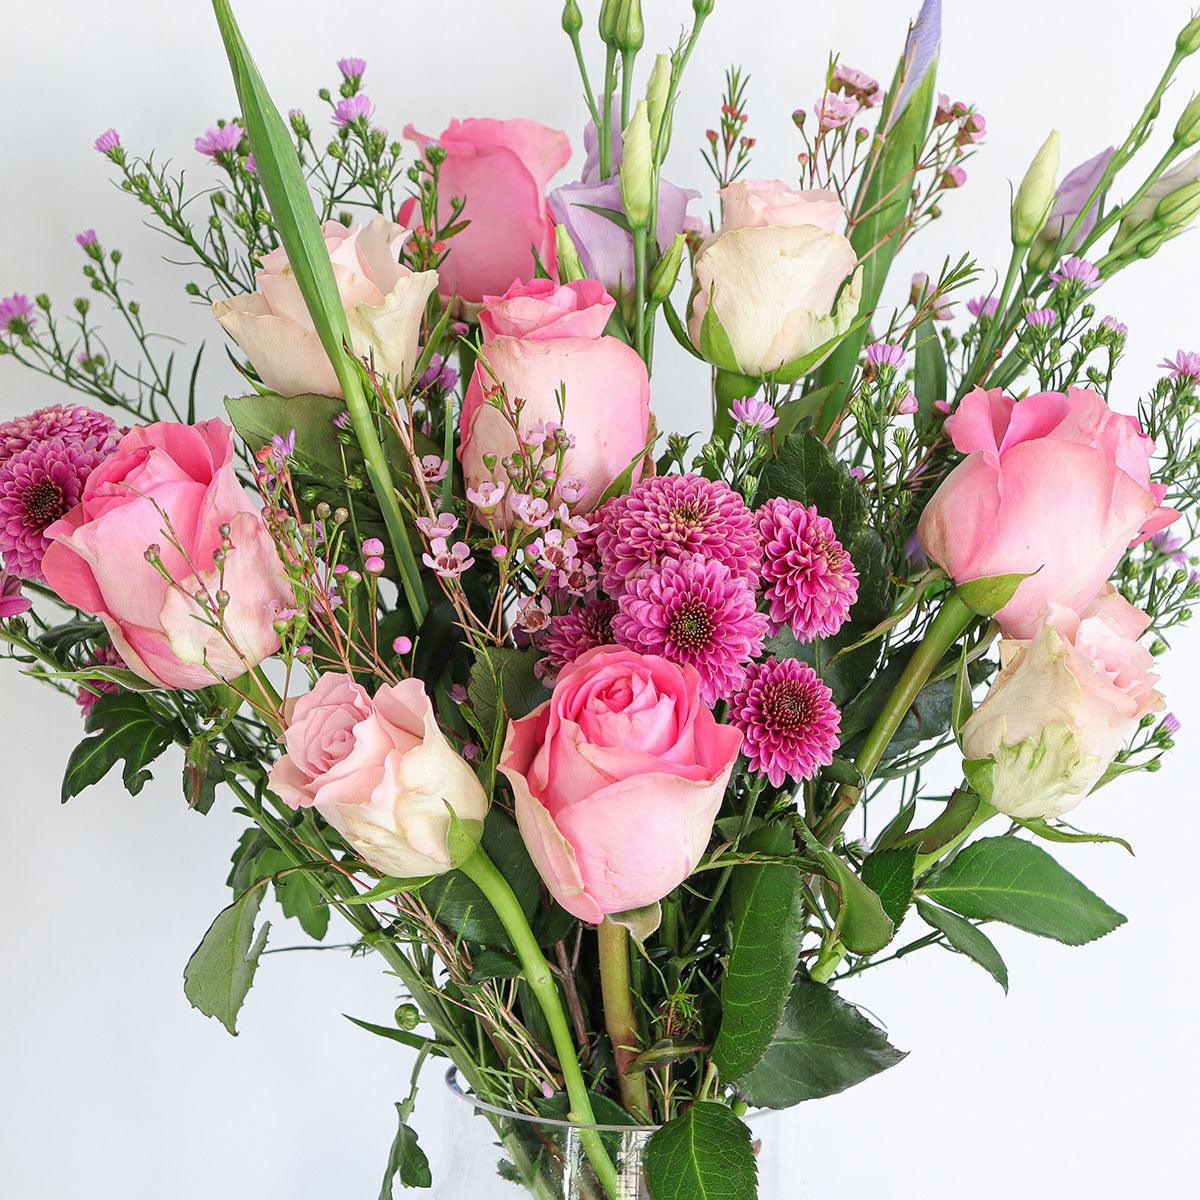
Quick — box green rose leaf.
[923,836,1126,945]
[860,846,918,929]
[61,692,179,802]
[183,885,270,1035]
[915,899,1009,992]
[379,1105,432,1195]
[644,1102,758,1200]
[756,428,868,542]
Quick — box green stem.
[632,227,648,361]
[597,919,653,1122]
[913,799,997,877]
[458,847,622,1200]
[817,592,975,842]
[598,46,618,178]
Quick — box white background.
[2,1,1198,1196]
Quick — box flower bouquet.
[3,0,1198,1196]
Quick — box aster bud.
[646,53,672,147]
[620,100,654,229]
[1011,130,1061,246]
[649,233,688,303]
[555,224,587,283]
[1175,94,1200,147]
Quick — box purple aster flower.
[613,555,768,706]
[757,499,859,641]
[865,341,906,372]
[332,409,352,430]
[195,122,245,158]
[245,153,258,175]
[1150,529,1188,565]
[75,643,125,718]
[337,57,367,80]
[0,293,35,334]
[418,353,459,392]
[1162,712,1181,736]
[596,474,761,594]
[728,657,842,787]
[333,94,374,128]
[730,396,779,431]
[0,569,31,619]
[75,229,98,249]
[1049,256,1100,289]
[0,403,120,468]
[1159,350,1200,382]
[1025,308,1057,329]
[536,598,618,682]
[94,128,121,154]
[0,437,115,580]
[967,295,999,319]
[1100,315,1128,336]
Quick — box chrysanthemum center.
[764,681,815,730]
[23,477,68,528]
[669,601,713,650]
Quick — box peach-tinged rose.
[269,673,488,878]
[716,179,844,236]
[41,420,291,690]
[501,646,742,923]
[962,589,1164,820]
[213,217,438,398]
[918,386,1179,638]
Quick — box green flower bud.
[646,53,672,147]
[599,0,620,42]
[693,0,716,16]
[1175,94,1200,147]
[1154,177,1200,227]
[620,100,654,228]
[1012,130,1060,246]
[649,233,688,303]
[561,0,583,36]
[1178,15,1200,55]
[555,223,587,283]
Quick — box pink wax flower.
[536,598,617,682]
[195,122,245,158]
[918,386,1179,638]
[0,569,31,619]
[897,390,920,415]
[596,474,761,595]
[41,420,292,689]
[941,164,967,189]
[830,65,882,107]
[757,499,859,641]
[400,118,570,305]
[0,293,35,334]
[422,538,474,579]
[75,643,125,718]
[728,657,841,787]
[1159,350,1200,382]
[333,94,374,128]
[1049,256,1100,289]
[94,128,121,154]
[0,403,119,467]
[613,555,768,706]
[815,93,860,130]
[501,645,742,923]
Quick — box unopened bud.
[561,0,583,35]
[555,224,587,283]
[646,53,672,147]
[1178,15,1200,55]
[1155,177,1200,226]
[610,0,644,53]
[649,233,688,303]
[1011,130,1061,246]
[620,100,653,228]
[1175,94,1200,147]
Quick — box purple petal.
[893,0,942,122]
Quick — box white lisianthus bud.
[1114,148,1200,247]
[620,100,654,229]
[555,224,587,283]
[1178,15,1200,55]
[1174,94,1200,147]
[1011,130,1061,246]
[961,589,1164,820]
[649,233,688,303]
[646,53,672,147]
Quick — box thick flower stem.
[458,847,622,1200]
[817,591,975,843]
[597,919,653,1122]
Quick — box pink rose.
[269,673,488,878]
[716,179,844,236]
[962,588,1164,819]
[213,216,438,398]
[501,646,742,923]
[918,386,1179,637]
[461,279,650,519]
[41,420,291,690]
[399,118,571,306]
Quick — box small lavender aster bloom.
[333,94,374,128]
[728,657,841,786]
[1049,255,1100,289]
[1150,529,1188,565]
[536,598,618,683]
[865,341,906,372]
[0,569,32,619]
[596,473,762,594]
[730,396,778,430]
[195,122,245,158]
[75,643,125,718]
[0,403,120,468]
[0,293,36,334]
[245,153,257,175]
[1025,308,1057,329]
[333,409,352,430]
[94,128,121,154]
[75,229,98,249]
[613,555,768,705]
[1159,350,1200,382]
[967,295,999,319]
[1100,315,1128,336]
[1162,712,1181,736]
[337,57,367,79]
[757,499,859,641]
[0,436,115,580]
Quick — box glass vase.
[435,1070,814,1199]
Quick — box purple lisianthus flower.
[1041,146,1115,249]
[893,0,942,123]
[195,122,245,158]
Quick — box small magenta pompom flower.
[967,295,998,319]
[1049,256,1100,289]
[75,644,125,718]
[728,657,841,786]
[536,598,618,682]
[1159,350,1200,382]
[0,570,31,619]
[0,293,35,335]
[333,94,374,128]
[94,128,121,154]
[730,396,778,430]
[337,56,367,80]
[0,402,119,468]
[195,122,245,158]
[613,555,768,706]
[757,499,858,641]
[0,437,115,580]
[596,473,761,594]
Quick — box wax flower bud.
[1012,130,1061,246]
[620,100,654,229]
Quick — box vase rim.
[443,1067,769,1133]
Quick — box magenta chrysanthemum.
[0,437,114,580]
[536,598,618,682]
[613,555,767,705]
[728,657,841,786]
[0,403,120,467]
[76,643,125,718]
[757,499,858,641]
[596,473,761,594]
